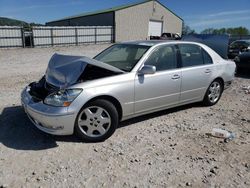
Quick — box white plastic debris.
[242,86,250,94]
[211,128,235,141]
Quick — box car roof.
[121,40,206,47]
[121,40,171,46]
[120,40,225,60]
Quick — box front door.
[134,45,181,114]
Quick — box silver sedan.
[21,41,236,142]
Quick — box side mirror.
[138,65,156,75]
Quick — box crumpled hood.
[45,53,124,88]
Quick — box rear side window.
[179,44,203,67]
[202,49,213,64]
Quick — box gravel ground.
[0,45,249,188]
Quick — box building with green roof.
[46,0,183,42]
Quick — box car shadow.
[0,103,202,150]
[119,103,201,128]
[0,106,82,151]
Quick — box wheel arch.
[202,77,225,105]
[212,77,224,90]
[86,95,123,121]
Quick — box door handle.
[205,69,212,73]
[171,74,180,80]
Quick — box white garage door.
[148,21,163,37]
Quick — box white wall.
[115,0,183,42]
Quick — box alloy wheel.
[77,106,111,138]
[208,81,221,103]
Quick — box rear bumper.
[21,86,76,135]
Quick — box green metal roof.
[47,0,183,23]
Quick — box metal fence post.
[50,28,54,46]
[94,27,97,44]
[75,27,78,46]
[112,26,115,43]
[21,27,25,48]
[31,27,34,47]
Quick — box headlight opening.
[44,89,82,107]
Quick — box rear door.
[178,44,214,104]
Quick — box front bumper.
[21,87,76,135]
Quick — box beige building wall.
[115,0,183,42]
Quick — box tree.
[200,28,215,34]
[0,17,44,29]
[182,22,196,35]
[200,27,250,35]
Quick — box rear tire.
[75,99,118,142]
[203,79,223,106]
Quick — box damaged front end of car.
[21,53,124,135]
[27,53,124,104]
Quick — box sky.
[0,0,250,33]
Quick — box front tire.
[75,99,118,142]
[203,80,223,106]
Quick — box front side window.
[144,45,177,71]
[94,44,150,72]
[178,44,204,67]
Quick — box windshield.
[94,44,150,72]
